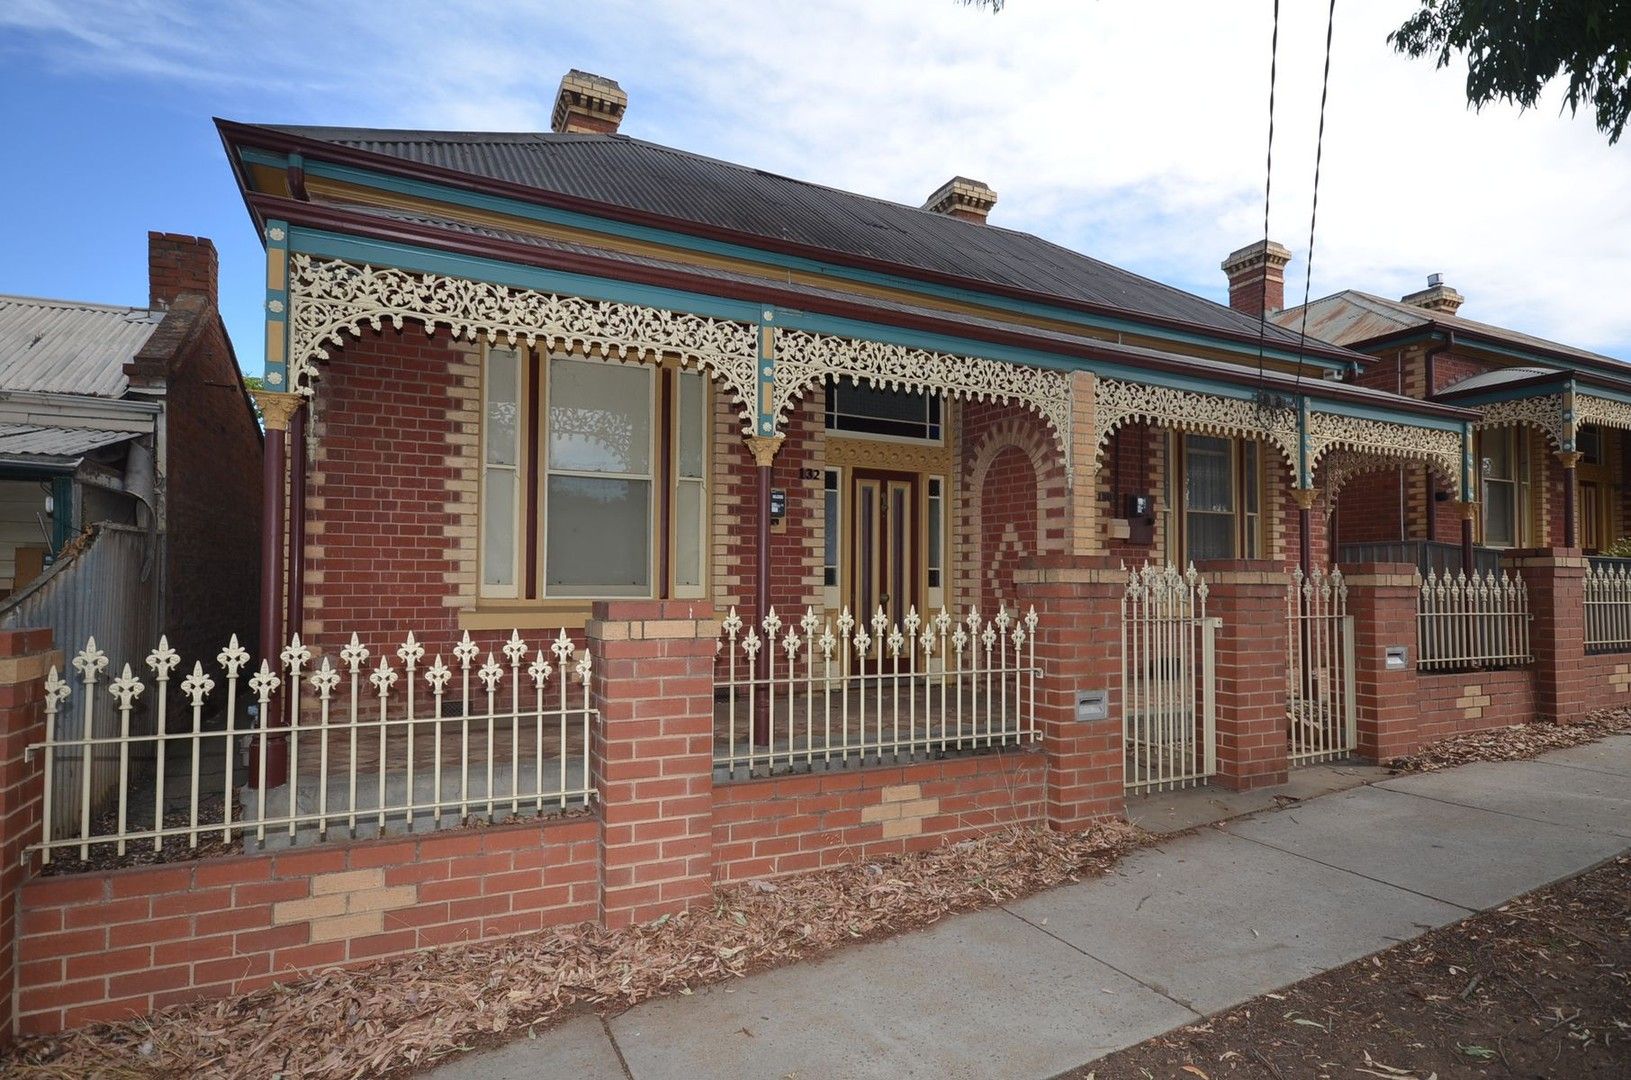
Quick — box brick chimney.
[148,232,218,310]
[1400,274,1464,315]
[551,70,627,135]
[923,177,997,223]
[1222,240,1292,315]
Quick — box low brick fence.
[3,551,1623,1042]
[17,817,596,1033]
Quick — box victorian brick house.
[7,71,1624,1038]
[1246,250,1631,564]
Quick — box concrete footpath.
[426,737,1631,1080]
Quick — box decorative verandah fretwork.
[277,253,1077,453]
[1472,386,1631,452]
[1092,378,1468,499]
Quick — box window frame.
[476,345,713,608]
[1477,426,1531,550]
[823,378,944,445]
[1173,432,1266,565]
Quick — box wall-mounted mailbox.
[769,488,787,518]
[1076,688,1109,723]
[1384,645,1408,671]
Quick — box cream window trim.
[478,345,525,600]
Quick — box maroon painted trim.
[525,349,541,599]
[1354,323,1631,388]
[218,119,1368,368]
[252,194,1475,424]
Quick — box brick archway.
[961,411,1066,612]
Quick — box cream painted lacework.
[1473,394,1569,450]
[286,255,759,420]
[771,328,1072,455]
[1305,412,1464,498]
[1092,378,1300,469]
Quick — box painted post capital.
[1556,450,1584,469]
[1457,499,1479,520]
[1290,487,1319,511]
[252,389,306,432]
[744,434,786,469]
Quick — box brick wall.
[1096,422,1164,562]
[1199,562,1289,788]
[124,234,262,679]
[712,751,1044,881]
[14,816,596,1035]
[1418,669,1535,744]
[0,631,54,1040]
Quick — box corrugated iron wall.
[1,522,159,837]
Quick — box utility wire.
[1251,0,1281,403]
[1291,0,1339,397]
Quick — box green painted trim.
[287,226,1463,428]
[756,308,777,436]
[1308,398,1464,432]
[49,476,73,555]
[264,219,291,388]
[1297,397,1311,488]
[251,148,1348,372]
[1462,421,1477,500]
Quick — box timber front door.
[850,469,919,633]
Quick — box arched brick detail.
[958,407,1067,612]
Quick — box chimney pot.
[551,70,627,135]
[1221,239,1292,316]
[923,176,997,223]
[1401,276,1464,315]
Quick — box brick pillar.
[1342,563,1422,761]
[1197,560,1289,790]
[0,629,56,1043]
[1013,555,1125,829]
[1508,550,1588,724]
[586,601,719,929]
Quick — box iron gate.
[1121,563,1218,792]
[1286,566,1356,763]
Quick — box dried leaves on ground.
[1387,706,1631,773]
[1076,854,1631,1079]
[3,820,1144,1080]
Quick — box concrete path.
[426,736,1631,1080]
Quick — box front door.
[850,469,918,635]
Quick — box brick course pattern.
[14,816,596,1036]
[712,753,1044,881]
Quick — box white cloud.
[8,0,1629,356]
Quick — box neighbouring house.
[3,72,1626,1040]
[1263,271,1631,562]
[0,233,263,672]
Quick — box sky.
[2,0,1628,376]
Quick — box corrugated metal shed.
[0,295,164,398]
[1276,290,1628,371]
[270,126,1324,351]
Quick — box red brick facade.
[1200,563,1290,789]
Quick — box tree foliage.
[1390,1,1631,143]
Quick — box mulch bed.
[1386,707,1631,774]
[1073,853,1631,1079]
[1,820,1144,1079]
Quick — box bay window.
[479,347,709,603]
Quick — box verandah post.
[250,390,305,789]
[744,433,784,748]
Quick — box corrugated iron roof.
[0,422,140,461]
[0,295,163,398]
[1276,290,1628,371]
[269,126,1325,352]
[1437,365,1565,396]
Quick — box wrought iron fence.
[712,605,1039,778]
[1286,566,1356,764]
[1121,563,1217,793]
[1585,559,1631,653]
[1417,568,1532,671]
[28,629,596,864]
